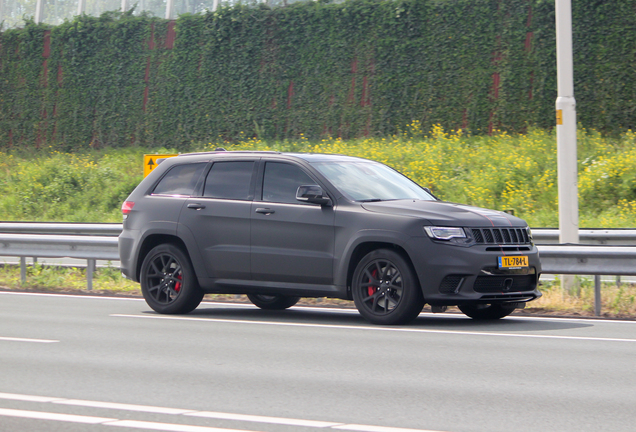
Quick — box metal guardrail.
[0,233,119,290]
[537,244,636,316]
[0,222,122,236]
[532,229,636,245]
[1,223,636,316]
[537,245,636,275]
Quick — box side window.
[262,162,316,204]
[152,163,207,196]
[203,161,254,200]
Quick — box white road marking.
[109,420,257,432]
[111,314,636,343]
[0,393,62,403]
[0,392,447,432]
[0,408,254,431]
[0,291,145,301]
[0,407,114,424]
[335,426,443,432]
[54,399,195,415]
[0,336,58,343]
[0,291,144,302]
[186,411,342,427]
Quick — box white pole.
[0,0,5,30]
[555,0,579,294]
[165,0,174,19]
[121,0,128,12]
[77,0,85,16]
[555,0,578,245]
[34,0,44,23]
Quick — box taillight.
[121,201,135,215]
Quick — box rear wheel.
[458,303,516,320]
[352,249,424,325]
[140,244,204,314]
[247,294,301,310]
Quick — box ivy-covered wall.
[1,0,635,151]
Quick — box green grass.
[2,127,636,226]
[0,262,141,295]
[0,147,151,222]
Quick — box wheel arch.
[345,241,418,300]
[135,234,191,281]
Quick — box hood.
[361,200,527,227]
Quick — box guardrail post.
[20,257,26,285]
[594,275,601,316]
[87,259,95,291]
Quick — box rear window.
[152,163,207,196]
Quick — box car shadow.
[169,304,594,332]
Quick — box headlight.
[424,226,467,240]
[526,227,533,242]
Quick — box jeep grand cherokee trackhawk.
[118,151,541,325]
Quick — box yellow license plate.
[498,256,529,269]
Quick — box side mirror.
[296,185,332,206]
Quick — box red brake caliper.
[174,273,182,292]
[368,269,379,297]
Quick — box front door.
[250,161,335,285]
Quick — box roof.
[175,151,371,164]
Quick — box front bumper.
[408,236,542,306]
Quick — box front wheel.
[352,249,424,325]
[140,244,204,314]
[458,304,516,320]
[247,294,301,310]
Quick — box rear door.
[179,159,257,280]
[250,160,336,285]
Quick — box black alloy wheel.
[458,303,516,320]
[352,249,424,325]
[247,294,301,310]
[140,244,204,314]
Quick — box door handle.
[255,208,275,215]
[187,203,206,210]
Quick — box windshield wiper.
[359,198,384,202]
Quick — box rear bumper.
[118,229,139,282]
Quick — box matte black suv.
[119,151,541,324]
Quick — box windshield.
[311,161,436,202]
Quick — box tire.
[458,303,516,320]
[351,249,425,325]
[246,294,301,310]
[140,244,204,314]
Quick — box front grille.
[439,275,464,294]
[471,228,530,245]
[474,274,537,293]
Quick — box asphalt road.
[1,292,635,432]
